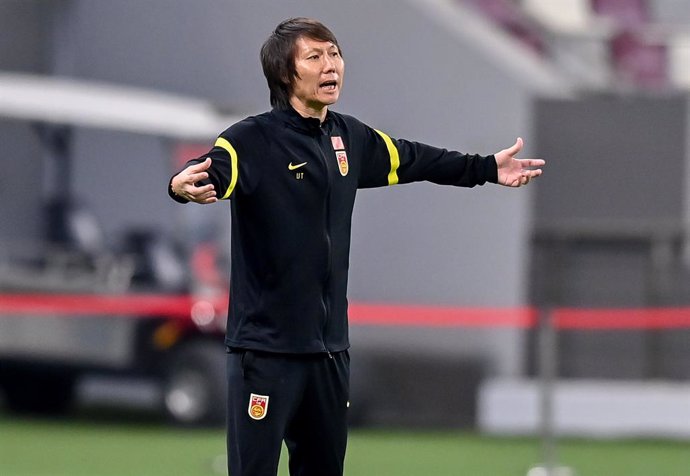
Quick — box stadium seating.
[463,0,545,54]
[461,0,689,90]
[591,0,668,88]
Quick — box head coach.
[169,17,544,476]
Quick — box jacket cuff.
[485,154,498,184]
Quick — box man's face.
[289,36,344,114]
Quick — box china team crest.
[248,393,269,420]
[335,150,349,176]
[331,136,348,176]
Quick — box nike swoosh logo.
[288,161,307,171]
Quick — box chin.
[321,94,340,106]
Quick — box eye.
[331,51,340,57]
[307,54,319,60]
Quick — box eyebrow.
[302,43,339,55]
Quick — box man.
[169,17,544,476]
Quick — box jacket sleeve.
[357,124,498,189]
[168,126,254,203]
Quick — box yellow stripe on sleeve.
[214,137,239,199]
[374,129,399,185]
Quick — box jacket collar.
[272,106,334,135]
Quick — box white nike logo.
[288,161,307,171]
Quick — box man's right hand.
[171,158,218,204]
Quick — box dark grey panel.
[530,95,690,380]
[533,95,687,223]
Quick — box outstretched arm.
[170,158,218,204]
[495,138,544,187]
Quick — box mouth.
[319,80,338,92]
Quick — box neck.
[289,99,328,123]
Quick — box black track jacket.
[170,107,498,354]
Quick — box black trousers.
[226,349,350,476]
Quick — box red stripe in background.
[348,303,538,328]
[1,294,690,330]
[0,294,198,319]
[553,308,690,330]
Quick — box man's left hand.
[494,137,545,187]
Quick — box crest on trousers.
[248,393,269,420]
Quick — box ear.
[280,62,292,85]
[283,69,300,86]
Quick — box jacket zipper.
[318,127,333,354]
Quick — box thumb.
[504,137,523,157]
[188,157,213,173]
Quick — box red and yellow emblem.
[335,150,349,176]
[248,393,269,420]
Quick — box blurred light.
[152,321,182,350]
[191,300,215,327]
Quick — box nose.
[323,55,336,73]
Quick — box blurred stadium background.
[1,0,689,475]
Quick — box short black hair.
[260,18,341,110]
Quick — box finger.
[186,157,213,173]
[519,158,545,168]
[196,193,218,204]
[182,184,214,201]
[524,168,543,178]
[187,171,210,183]
[200,189,217,200]
[190,188,216,203]
[503,137,523,157]
[187,184,216,198]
